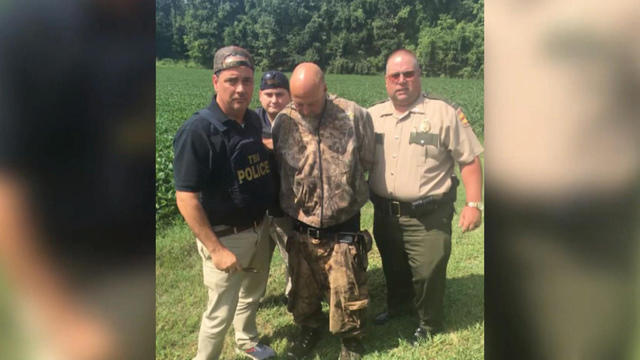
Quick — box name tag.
[375,132,384,144]
[409,131,438,146]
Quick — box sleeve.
[271,112,284,150]
[444,106,484,165]
[356,107,375,171]
[172,126,211,192]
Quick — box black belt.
[214,220,260,238]
[371,192,448,217]
[371,177,458,217]
[293,220,359,243]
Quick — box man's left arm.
[459,156,483,232]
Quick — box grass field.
[156,64,484,360]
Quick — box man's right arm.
[175,191,240,272]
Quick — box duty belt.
[371,176,459,217]
[371,192,449,217]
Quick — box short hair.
[385,49,420,74]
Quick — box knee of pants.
[412,255,451,284]
[328,243,369,303]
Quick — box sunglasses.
[386,70,417,82]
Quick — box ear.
[212,74,218,91]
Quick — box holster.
[336,230,372,271]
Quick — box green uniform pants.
[373,201,454,332]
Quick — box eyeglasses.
[386,70,417,82]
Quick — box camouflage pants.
[287,231,368,338]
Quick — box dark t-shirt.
[255,106,285,217]
[174,97,275,226]
[256,106,273,139]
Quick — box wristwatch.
[465,202,484,211]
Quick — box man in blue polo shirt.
[173,46,276,360]
[256,71,293,304]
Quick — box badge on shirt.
[419,118,431,132]
[375,133,384,144]
[457,108,470,127]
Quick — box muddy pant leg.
[272,216,292,297]
[287,232,324,328]
[327,242,369,338]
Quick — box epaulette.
[369,97,391,107]
[422,92,461,110]
[424,92,472,127]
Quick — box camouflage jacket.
[272,94,375,228]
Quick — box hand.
[459,206,482,233]
[210,246,242,273]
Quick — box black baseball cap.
[260,71,289,91]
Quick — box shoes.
[287,326,322,359]
[373,311,392,325]
[373,310,406,325]
[236,343,276,360]
[411,327,441,346]
[339,337,365,360]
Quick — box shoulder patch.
[456,108,471,127]
[423,92,470,126]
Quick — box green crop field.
[156,64,484,360]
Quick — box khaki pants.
[193,218,271,360]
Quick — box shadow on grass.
[443,273,484,332]
[268,322,346,360]
[262,266,483,358]
[363,267,484,353]
[259,293,289,310]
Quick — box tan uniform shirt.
[368,93,483,202]
[272,94,375,228]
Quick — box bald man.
[271,63,375,360]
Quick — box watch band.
[466,201,484,211]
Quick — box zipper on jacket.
[317,126,324,228]
[315,102,328,229]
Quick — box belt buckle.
[389,201,401,217]
[307,227,320,239]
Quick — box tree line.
[156,0,483,78]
